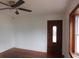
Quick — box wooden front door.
[47,20,63,57]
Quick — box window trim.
[69,4,79,58]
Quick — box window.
[52,26,57,43]
[69,4,79,58]
[75,16,79,54]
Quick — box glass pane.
[52,26,57,43]
[75,16,79,34]
[75,16,78,34]
[75,36,79,54]
[78,17,79,34]
[75,16,79,54]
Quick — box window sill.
[70,52,79,58]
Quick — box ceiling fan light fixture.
[15,10,19,15]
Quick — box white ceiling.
[0,0,70,15]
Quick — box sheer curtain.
[75,16,79,54]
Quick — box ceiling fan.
[0,0,32,15]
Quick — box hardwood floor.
[0,48,64,58]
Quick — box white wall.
[13,14,63,52]
[63,0,79,57]
[0,15,15,52]
[0,13,64,53]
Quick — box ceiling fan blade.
[0,1,10,6]
[18,8,32,12]
[11,0,25,8]
[0,8,12,10]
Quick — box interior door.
[47,20,63,58]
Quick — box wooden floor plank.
[0,48,64,58]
